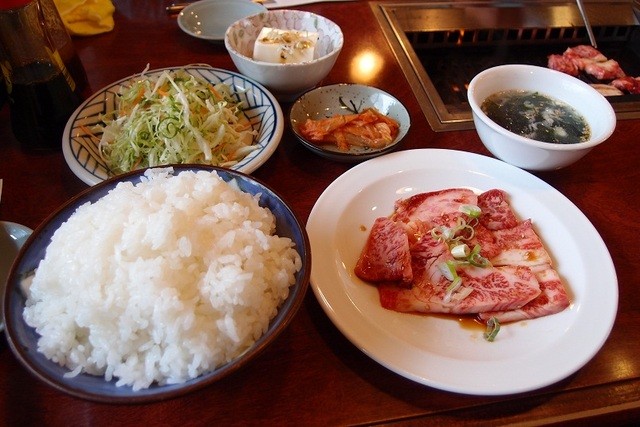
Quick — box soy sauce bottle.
[0,0,88,152]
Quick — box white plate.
[307,149,618,396]
[63,66,284,186]
[1,221,32,332]
[178,0,266,41]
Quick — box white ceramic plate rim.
[178,0,266,41]
[306,148,618,396]
[62,66,283,186]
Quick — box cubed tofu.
[253,27,319,64]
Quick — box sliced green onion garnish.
[451,243,470,259]
[468,244,491,267]
[430,203,494,304]
[484,317,500,342]
[431,225,454,242]
[443,276,462,303]
[459,204,482,219]
[431,219,475,244]
[454,216,476,241]
[438,261,458,281]
[451,286,473,302]
[446,276,462,294]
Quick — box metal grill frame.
[372,0,640,131]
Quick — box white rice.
[22,168,302,390]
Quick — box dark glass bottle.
[0,0,89,152]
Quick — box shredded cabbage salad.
[97,68,258,174]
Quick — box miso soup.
[481,90,590,144]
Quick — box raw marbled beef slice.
[379,264,541,315]
[355,216,412,284]
[478,264,570,323]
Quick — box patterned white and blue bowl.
[62,66,284,186]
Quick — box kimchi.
[298,108,399,151]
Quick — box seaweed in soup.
[481,90,590,144]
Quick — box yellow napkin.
[53,0,115,36]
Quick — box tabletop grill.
[372,0,640,131]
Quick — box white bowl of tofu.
[467,64,616,171]
[224,9,343,100]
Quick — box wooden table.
[1,1,639,424]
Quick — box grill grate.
[407,25,636,48]
[372,0,640,131]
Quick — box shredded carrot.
[209,84,223,101]
[131,156,142,171]
[79,125,101,143]
[133,87,145,105]
[237,122,252,131]
[119,87,146,116]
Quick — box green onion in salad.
[97,67,258,174]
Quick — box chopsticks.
[575,0,597,48]
[166,3,189,14]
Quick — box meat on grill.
[548,44,636,95]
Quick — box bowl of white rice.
[2,165,310,403]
